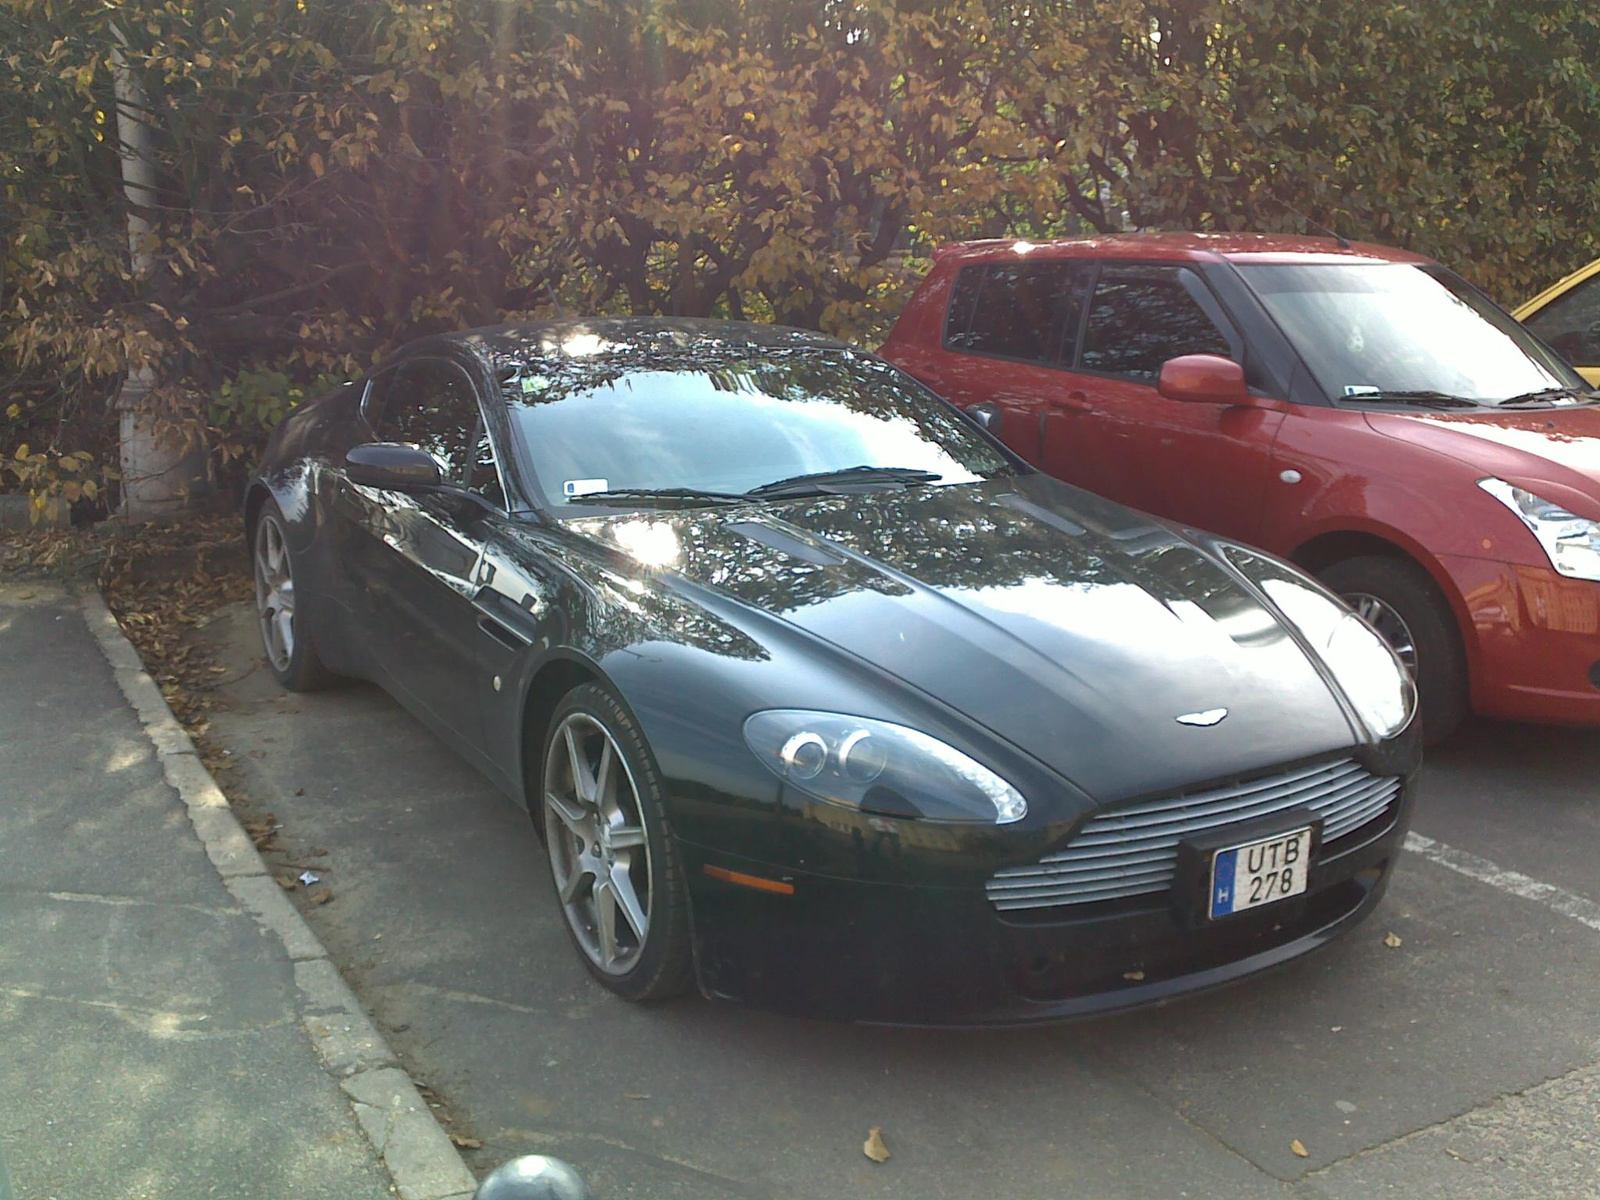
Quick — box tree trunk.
[112,27,202,520]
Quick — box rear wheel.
[1318,555,1467,744]
[252,498,337,692]
[540,682,692,1002]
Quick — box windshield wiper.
[1495,387,1599,409]
[1338,390,1480,410]
[746,465,943,499]
[570,487,749,509]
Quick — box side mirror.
[966,402,1003,434]
[345,443,444,490]
[1157,354,1249,405]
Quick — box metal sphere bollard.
[474,1156,593,1200]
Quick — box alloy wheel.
[543,712,654,976]
[253,514,296,673]
[1343,591,1418,677]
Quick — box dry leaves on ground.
[1290,1138,1309,1158]
[863,1127,891,1164]
[1384,931,1403,948]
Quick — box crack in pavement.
[367,981,549,1018]
[0,984,295,1040]
[0,888,241,917]
[1302,1055,1600,1180]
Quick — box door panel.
[336,357,498,751]
[1042,263,1283,542]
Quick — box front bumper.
[1440,556,1600,724]
[679,783,1412,1027]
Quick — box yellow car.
[1516,257,1600,386]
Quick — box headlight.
[742,710,1027,824]
[1257,578,1417,739]
[1479,478,1600,582]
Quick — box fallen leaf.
[311,890,333,905]
[863,1127,891,1164]
[275,875,297,890]
[1383,932,1403,948]
[1290,1138,1309,1158]
[1122,969,1145,982]
[623,1092,650,1100]
[449,1134,482,1150]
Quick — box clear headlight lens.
[1256,575,1417,740]
[1479,478,1600,582]
[742,710,1027,824]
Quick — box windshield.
[502,348,1011,510]
[1236,263,1584,405]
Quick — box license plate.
[1209,827,1312,919]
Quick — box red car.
[882,233,1600,741]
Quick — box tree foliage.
[4,0,1599,509]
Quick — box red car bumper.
[1441,555,1600,725]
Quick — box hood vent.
[725,520,847,567]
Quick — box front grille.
[987,758,1401,913]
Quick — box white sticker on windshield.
[1344,385,1380,396]
[564,478,609,498]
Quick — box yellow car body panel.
[1515,257,1600,387]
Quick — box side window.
[946,262,1082,365]
[1080,266,1234,381]
[370,359,482,486]
[943,266,984,348]
[1525,275,1600,364]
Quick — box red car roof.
[931,231,1435,267]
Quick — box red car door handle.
[1050,391,1092,414]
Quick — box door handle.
[1049,391,1092,414]
[476,613,530,650]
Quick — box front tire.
[1319,555,1468,744]
[540,683,693,1002]
[252,498,337,692]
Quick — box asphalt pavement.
[188,599,1600,1200]
[0,581,408,1199]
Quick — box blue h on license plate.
[1210,826,1313,919]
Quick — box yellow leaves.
[309,152,325,178]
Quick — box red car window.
[945,261,1085,365]
[1080,265,1233,380]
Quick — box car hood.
[575,477,1361,803]
[1364,406,1600,510]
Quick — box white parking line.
[1404,831,1600,934]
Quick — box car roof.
[931,231,1436,268]
[434,317,855,371]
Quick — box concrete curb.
[79,587,478,1200]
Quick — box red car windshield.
[1236,262,1585,405]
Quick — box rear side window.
[944,261,1082,365]
[1080,265,1233,380]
